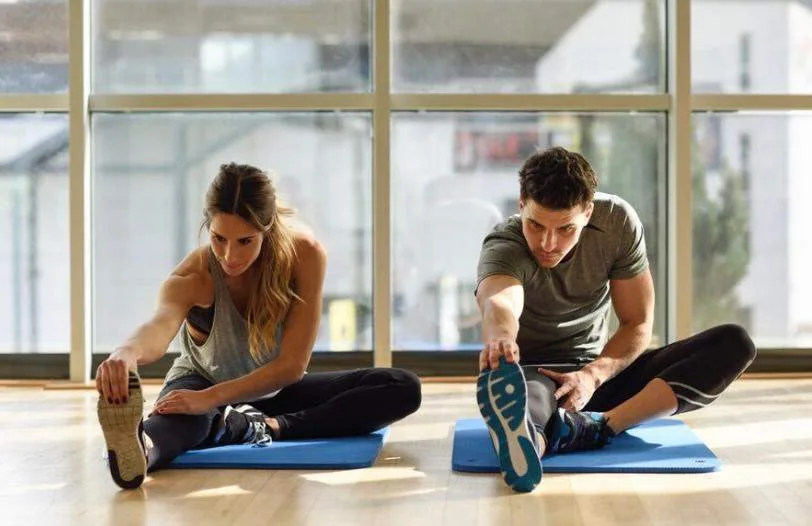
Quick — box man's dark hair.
[518,146,597,209]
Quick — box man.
[475,146,756,492]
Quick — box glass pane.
[0,114,69,353]
[392,112,666,351]
[392,0,665,93]
[92,113,372,353]
[0,0,68,93]
[692,112,812,347]
[92,0,371,93]
[692,1,812,94]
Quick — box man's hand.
[479,338,520,371]
[537,368,599,412]
[152,389,217,416]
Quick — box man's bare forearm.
[481,297,520,342]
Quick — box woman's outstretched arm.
[96,251,204,404]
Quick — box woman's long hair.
[202,162,298,363]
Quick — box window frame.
[3,1,812,379]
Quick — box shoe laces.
[248,421,272,448]
[234,405,272,448]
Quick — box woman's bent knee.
[393,368,422,416]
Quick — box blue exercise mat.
[452,418,720,473]
[169,427,389,470]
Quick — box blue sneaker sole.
[476,358,542,492]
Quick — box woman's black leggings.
[142,367,422,471]
[524,324,757,435]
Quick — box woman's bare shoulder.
[165,246,214,305]
[292,230,327,265]
[171,246,211,277]
[288,231,326,290]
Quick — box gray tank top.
[165,249,283,394]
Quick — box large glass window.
[11,0,812,370]
[0,0,68,93]
[91,113,372,353]
[692,112,812,348]
[92,0,371,93]
[692,0,812,94]
[0,114,69,353]
[392,112,666,350]
[392,0,665,93]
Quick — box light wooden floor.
[1,378,811,526]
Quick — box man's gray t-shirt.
[476,192,648,363]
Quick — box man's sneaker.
[97,370,147,490]
[217,404,273,447]
[546,408,614,455]
[476,356,542,493]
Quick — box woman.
[96,162,422,490]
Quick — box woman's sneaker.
[476,357,542,493]
[97,370,147,490]
[216,404,273,447]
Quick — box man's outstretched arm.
[476,274,525,371]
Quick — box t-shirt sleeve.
[476,234,536,293]
[609,200,649,280]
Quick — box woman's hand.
[152,389,217,416]
[96,349,138,404]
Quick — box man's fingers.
[478,348,489,371]
[490,356,500,370]
[511,345,521,363]
[488,346,501,370]
[553,384,572,400]
[491,343,503,368]
[561,390,587,412]
[481,340,520,370]
[537,367,564,381]
[558,389,577,411]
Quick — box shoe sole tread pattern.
[476,358,542,493]
[97,371,146,490]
